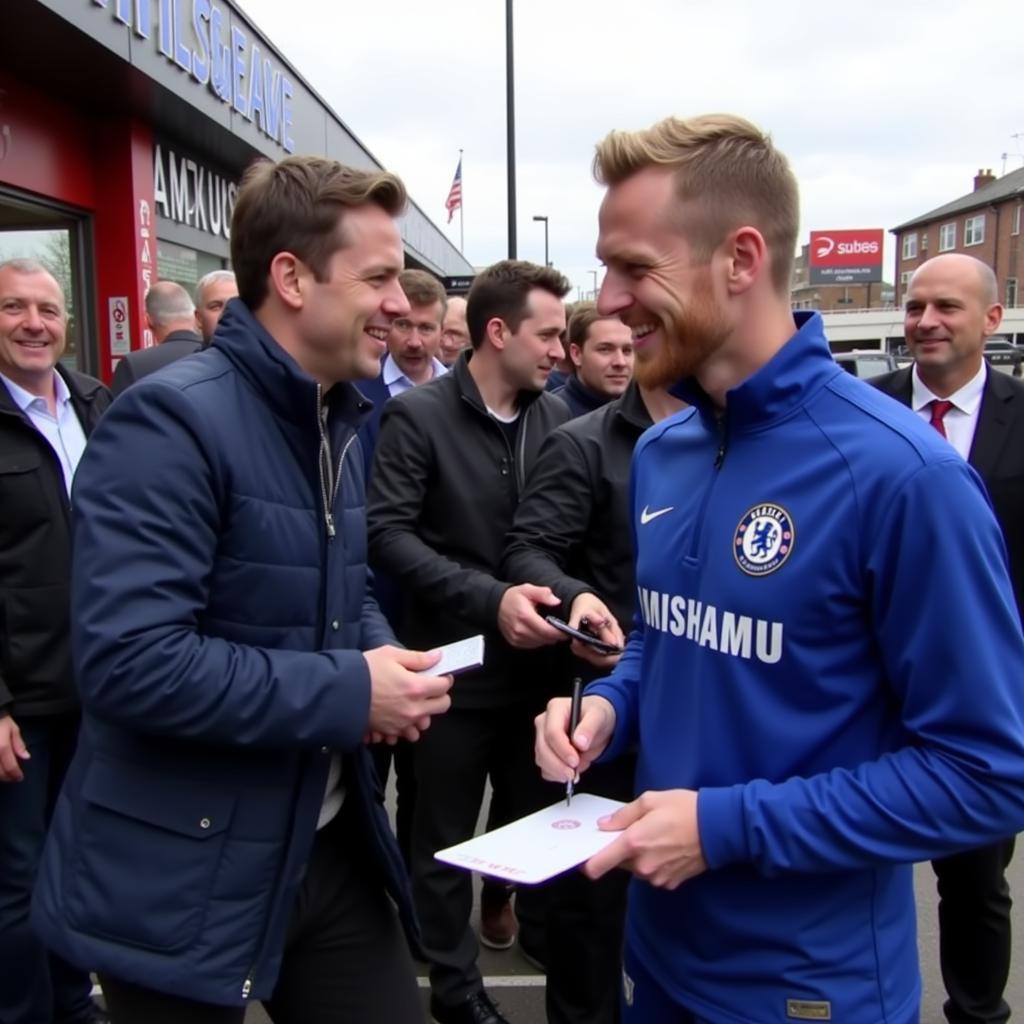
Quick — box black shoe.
[430,989,511,1024]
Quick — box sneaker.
[430,989,511,1024]
[479,894,518,950]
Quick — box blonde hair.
[594,114,799,293]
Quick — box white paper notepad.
[434,794,626,885]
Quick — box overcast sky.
[238,0,1023,299]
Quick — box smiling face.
[571,317,634,398]
[498,288,567,392]
[297,203,409,383]
[0,265,67,396]
[904,254,1003,394]
[596,166,728,389]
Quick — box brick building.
[791,244,894,312]
[892,166,1024,309]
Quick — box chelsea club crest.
[734,503,795,576]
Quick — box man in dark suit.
[873,252,1020,1024]
[111,281,202,395]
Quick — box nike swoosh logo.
[640,505,674,525]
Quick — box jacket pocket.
[65,758,235,953]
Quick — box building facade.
[892,166,1024,310]
[0,0,472,382]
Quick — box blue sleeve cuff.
[697,784,749,869]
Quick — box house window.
[902,233,918,260]
[1013,205,1021,236]
[964,214,985,246]
[939,222,956,251]
[1007,278,1019,309]
[900,270,912,302]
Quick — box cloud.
[239,0,1024,291]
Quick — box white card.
[418,634,485,676]
[434,794,626,885]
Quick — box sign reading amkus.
[809,229,884,285]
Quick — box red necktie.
[929,399,954,439]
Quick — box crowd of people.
[2,113,1024,1024]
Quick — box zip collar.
[211,299,372,432]
[669,311,841,432]
[451,347,549,418]
[612,379,654,434]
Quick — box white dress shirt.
[382,352,447,397]
[911,362,987,462]
[0,370,87,496]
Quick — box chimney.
[974,168,997,191]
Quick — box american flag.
[445,158,462,224]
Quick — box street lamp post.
[589,269,599,300]
[532,215,549,266]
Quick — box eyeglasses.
[392,318,440,337]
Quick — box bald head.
[904,253,1004,397]
[145,281,197,342]
[910,253,998,306]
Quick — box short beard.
[633,290,728,389]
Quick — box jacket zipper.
[687,414,728,561]
[514,404,532,492]
[316,386,335,537]
[317,387,361,541]
[240,395,359,1000]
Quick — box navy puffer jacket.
[32,299,412,1005]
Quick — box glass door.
[0,188,95,376]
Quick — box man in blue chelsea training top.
[536,114,1024,1024]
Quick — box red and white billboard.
[809,229,884,284]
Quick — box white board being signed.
[434,794,626,885]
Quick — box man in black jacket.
[503,338,683,1024]
[0,258,111,1024]
[872,253,1021,1024]
[368,259,572,1024]
[552,301,635,418]
[111,280,203,395]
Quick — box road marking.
[418,975,546,988]
[95,976,548,998]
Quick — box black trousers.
[410,700,557,1006]
[933,836,1015,1024]
[0,712,94,1024]
[99,802,422,1024]
[543,754,636,1024]
[371,739,416,867]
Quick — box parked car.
[984,338,1024,375]
[833,350,898,379]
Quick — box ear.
[722,226,767,296]
[569,342,584,369]
[983,303,1005,337]
[268,252,305,311]
[483,316,507,352]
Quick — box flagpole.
[459,148,464,255]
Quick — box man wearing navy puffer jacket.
[32,156,453,1024]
